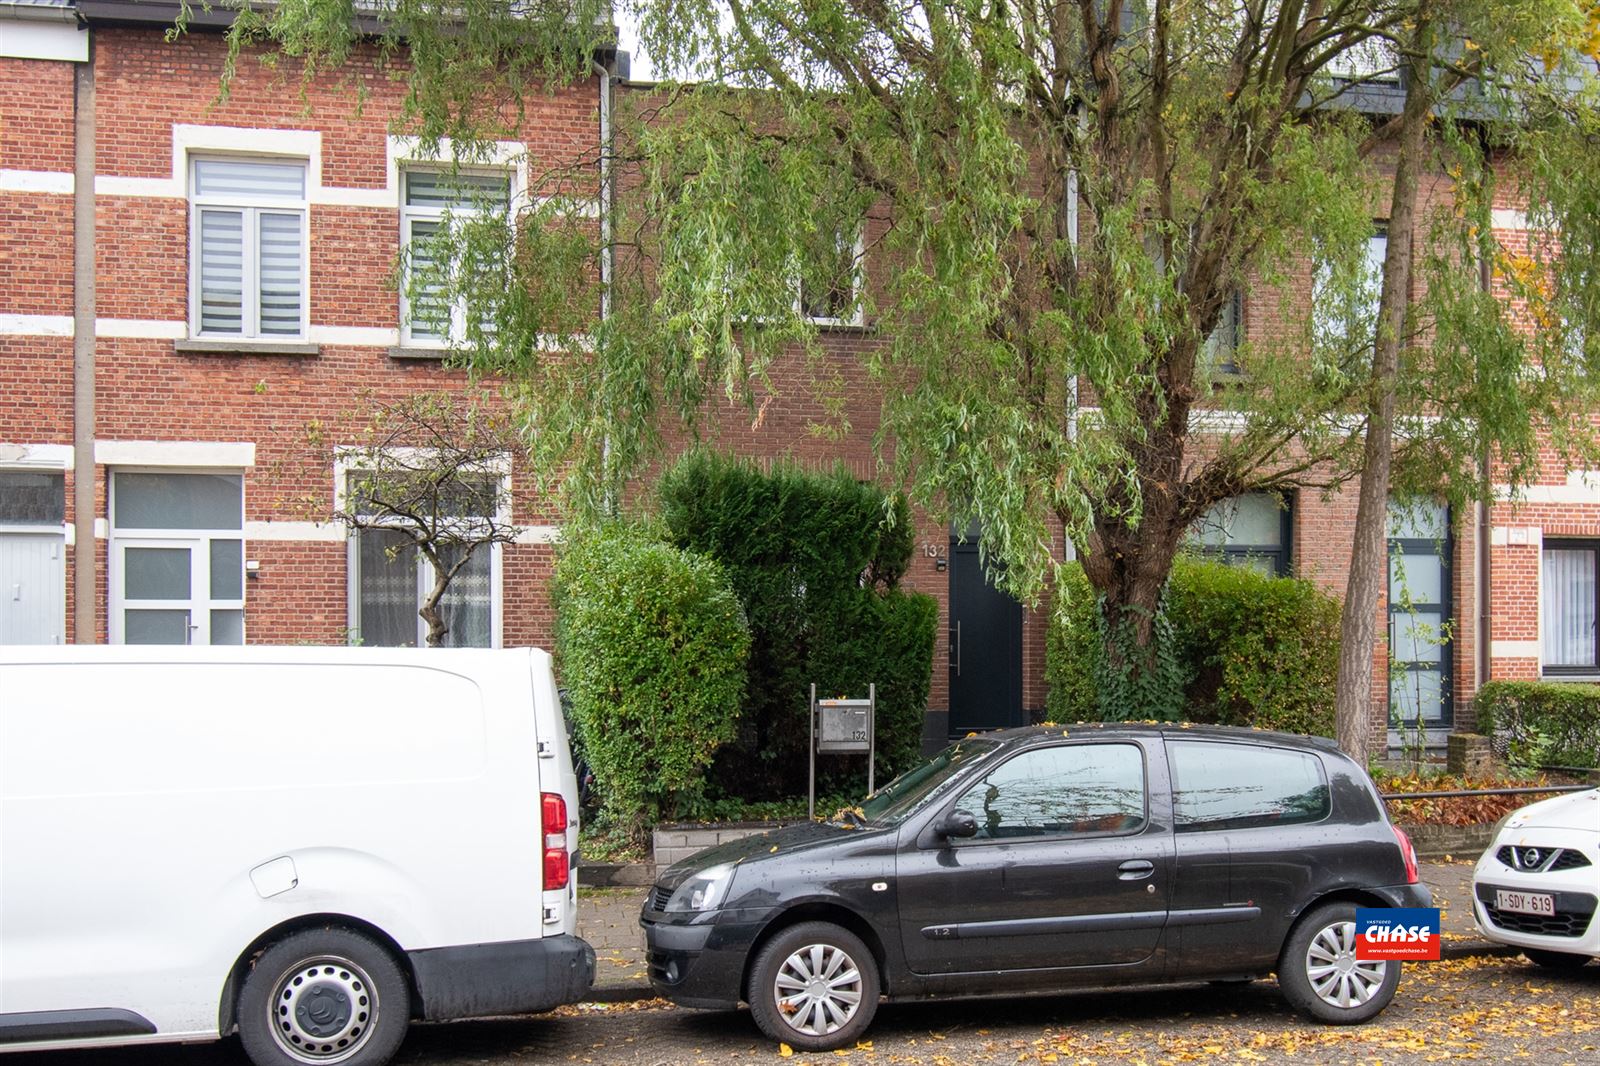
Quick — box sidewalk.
[576,858,1510,1002]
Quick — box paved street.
[11,953,1597,1065]
[13,860,1598,1066]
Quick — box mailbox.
[817,699,872,753]
[808,683,877,818]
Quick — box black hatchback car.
[641,724,1430,1050]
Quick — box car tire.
[236,926,411,1066]
[747,921,880,1052]
[1524,948,1592,970]
[1277,902,1402,1025]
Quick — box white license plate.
[1496,889,1556,916]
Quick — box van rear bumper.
[409,934,595,1021]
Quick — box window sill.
[1540,672,1600,683]
[175,339,321,357]
[806,318,874,335]
[387,346,450,361]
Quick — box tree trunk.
[1078,480,1192,719]
[418,546,455,648]
[1334,21,1434,763]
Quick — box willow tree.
[230,0,1600,730]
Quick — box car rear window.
[1169,741,1330,833]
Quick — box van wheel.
[747,922,879,1052]
[1278,902,1401,1025]
[237,927,410,1066]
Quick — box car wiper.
[829,806,869,829]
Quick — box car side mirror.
[936,809,979,839]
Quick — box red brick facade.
[1,12,1592,752]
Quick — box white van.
[0,645,593,1066]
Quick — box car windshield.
[855,739,1000,826]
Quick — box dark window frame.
[1541,537,1600,676]
[1386,504,1453,728]
[1190,491,1295,577]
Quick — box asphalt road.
[12,954,1598,1066]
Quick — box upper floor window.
[401,169,512,345]
[1313,229,1387,361]
[1188,491,1293,576]
[190,158,308,339]
[797,225,864,326]
[1202,290,1244,376]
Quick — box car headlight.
[665,863,737,913]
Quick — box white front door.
[0,532,66,645]
[109,471,245,645]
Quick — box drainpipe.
[1476,240,1493,711]
[592,48,620,514]
[73,33,97,643]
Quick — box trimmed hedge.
[1046,557,1341,735]
[552,523,751,835]
[659,451,937,798]
[1475,680,1600,769]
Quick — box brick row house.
[1,0,1595,752]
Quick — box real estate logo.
[1355,907,1441,960]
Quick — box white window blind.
[400,168,512,345]
[191,158,308,339]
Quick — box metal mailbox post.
[808,682,876,819]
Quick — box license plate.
[1496,889,1556,916]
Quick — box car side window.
[1169,741,1330,833]
[951,742,1147,841]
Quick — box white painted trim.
[0,169,73,195]
[95,128,537,211]
[1491,640,1541,659]
[1490,526,1544,547]
[89,320,399,344]
[0,443,73,469]
[0,20,88,63]
[1496,471,1600,505]
[93,517,107,540]
[243,520,346,543]
[94,441,257,468]
[513,526,563,545]
[0,314,73,337]
[98,318,187,340]
[308,325,401,347]
[1491,208,1529,231]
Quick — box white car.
[1471,788,1599,969]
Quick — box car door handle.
[1117,860,1155,880]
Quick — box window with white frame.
[1543,539,1598,674]
[190,158,308,338]
[1312,228,1387,359]
[400,169,512,345]
[1201,290,1244,375]
[797,225,864,326]
[346,468,502,647]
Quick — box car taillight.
[1393,825,1419,884]
[542,792,569,891]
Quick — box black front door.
[948,536,1023,735]
[896,739,1173,978]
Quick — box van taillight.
[1393,825,1419,884]
[542,792,569,891]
